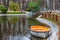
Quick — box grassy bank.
[0,11,26,14]
[28,15,48,26]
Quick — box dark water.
[0,30,59,40]
[0,15,59,40]
[30,35,58,40]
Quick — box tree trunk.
[2,0,9,9]
[53,0,55,10]
[25,0,29,10]
[0,0,1,4]
[22,0,25,10]
[13,0,17,2]
[18,0,20,4]
[18,0,21,10]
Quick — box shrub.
[7,11,21,14]
[27,2,40,12]
[0,5,7,13]
[9,2,20,11]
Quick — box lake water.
[0,32,59,40]
[0,15,59,40]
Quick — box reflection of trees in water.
[0,24,2,40]
[0,16,29,40]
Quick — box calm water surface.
[0,33,59,40]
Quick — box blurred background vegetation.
[0,0,60,11]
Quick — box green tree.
[9,2,20,11]
[0,5,7,14]
[27,2,40,12]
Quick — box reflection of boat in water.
[30,34,58,40]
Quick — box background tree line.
[0,0,60,10]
